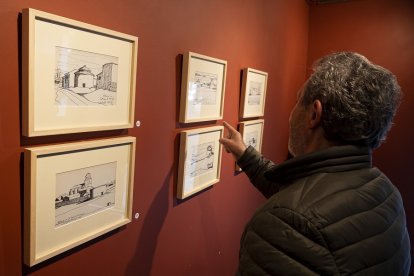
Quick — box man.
[220,52,410,275]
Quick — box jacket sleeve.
[237,146,281,198]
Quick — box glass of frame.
[236,119,265,171]
[239,68,268,118]
[179,52,227,123]
[22,8,138,136]
[24,136,136,266]
[177,126,224,199]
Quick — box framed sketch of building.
[237,119,265,171]
[240,68,268,118]
[24,136,136,266]
[179,52,227,123]
[22,8,138,136]
[177,126,223,199]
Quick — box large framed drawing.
[236,119,265,171]
[179,52,227,123]
[240,68,268,118]
[177,126,224,199]
[24,136,136,266]
[22,8,138,136]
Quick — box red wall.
[0,0,309,275]
[308,0,414,270]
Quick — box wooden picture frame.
[177,126,224,199]
[22,8,138,136]
[240,68,268,118]
[236,119,265,171]
[179,52,227,123]
[24,136,136,266]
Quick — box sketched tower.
[84,173,93,188]
[96,63,118,92]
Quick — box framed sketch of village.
[22,8,138,136]
[23,136,136,266]
[239,68,268,119]
[177,126,223,199]
[236,119,265,171]
[179,52,227,123]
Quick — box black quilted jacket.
[237,145,410,275]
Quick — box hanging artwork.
[236,119,265,171]
[239,68,268,118]
[22,8,138,136]
[23,137,136,266]
[177,126,224,199]
[179,52,227,123]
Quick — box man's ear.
[309,99,322,129]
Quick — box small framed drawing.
[177,126,224,199]
[236,119,265,171]
[24,136,136,266]
[240,68,268,118]
[179,52,227,123]
[22,8,138,136]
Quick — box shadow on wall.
[125,166,173,275]
[125,60,184,274]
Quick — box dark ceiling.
[307,0,350,4]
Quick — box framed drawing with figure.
[240,68,268,118]
[22,8,138,136]
[179,52,227,123]
[236,119,265,171]
[24,136,136,266]
[177,126,224,199]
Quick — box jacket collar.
[264,145,372,183]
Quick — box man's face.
[288,88,309,157]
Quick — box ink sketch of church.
[54,47,119,106]
[55,162,117,228]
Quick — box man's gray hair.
[302,52,402,149]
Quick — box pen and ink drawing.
[244,130,259,149]
[55,162,117,227]
[248,80,262,105]
[54,47,119,106]
[189,71,218,105]
[187,142,215,178]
